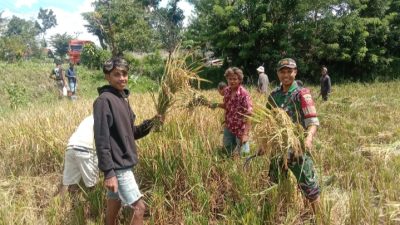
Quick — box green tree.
[81,12,108,50]
[80,42,112,69]
[0,36,26,61]
[187,0,400,81]
[2,16,40,61]
[187,0,318,79]
[36,8,57,47]
[82,0,157,56]
[50,33,73,60]
[153,0,185,57]
[5,16,40,37]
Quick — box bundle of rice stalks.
[250,104,305,169]
[186,93,210,109]
[152,46,205,117]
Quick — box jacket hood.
[97,85,130,98]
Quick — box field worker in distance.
[55,114,98,197]
[214,81,228,132]
[320,66,331,101]
[49,62,67,98]
[94,57,163,225]
[209,67,253,157]
[256,66,269,94]
[66,63,78,99]
[259,58,321,213]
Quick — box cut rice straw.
[151,45,208,125]
[250,103,305,168]
[186,93,211,109]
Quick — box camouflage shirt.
[268,82,319,128]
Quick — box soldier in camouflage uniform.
[259,58,321,213]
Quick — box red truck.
[68,39,93,64]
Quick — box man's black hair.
[103,57,129,74]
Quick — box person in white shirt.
[55,115,98,196]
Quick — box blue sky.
[1,0,194,46]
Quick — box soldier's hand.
[305,136,313,151]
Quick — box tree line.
[0,0,399,82]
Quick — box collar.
[97,85,130,98]
[279,82,298,94]
[226,85,244,96]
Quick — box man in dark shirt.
[66,63,77,98]
[320,66,331,101]
[94,57,162,225]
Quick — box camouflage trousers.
[269,152,320,201]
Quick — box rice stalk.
[152,45,208,128]
[250,104,305,168]
[186,93,211,109]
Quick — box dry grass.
[153,47,206,116]
[1,73,400,224]
[251,105,305,169]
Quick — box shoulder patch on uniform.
[303,93,313,104]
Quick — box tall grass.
[1,61,400,224]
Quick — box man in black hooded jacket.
[94,57,162,225]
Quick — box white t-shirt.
[67,115,94,150]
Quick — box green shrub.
[98,49,112,68]
[80,43,98,69]
[123,53,141,72]
[197,66,225,89]
[141,51,165,80]
[80,43,111,70]
[6,83,28,109]
[128,75,158,93]
[124,51,165,81]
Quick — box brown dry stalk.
[250,104,305,168]
[152,45,206,118]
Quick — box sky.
[1,0,194,46]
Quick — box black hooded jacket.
[94,85,153,178]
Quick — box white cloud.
[178,1,194,27]
[2,0,99,46]
[2,8,36,21]
[3,0,194,47]
[15,0,38,8]
[45,0,99,45]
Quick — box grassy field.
[0,61,400,224]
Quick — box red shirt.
[223,85,253,138]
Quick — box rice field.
[0,61,400,224]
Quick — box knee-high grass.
[1,76,400,224]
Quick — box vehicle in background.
[206,58,223,67]
[68,40,93,64]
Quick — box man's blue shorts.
[107,168,143,206]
